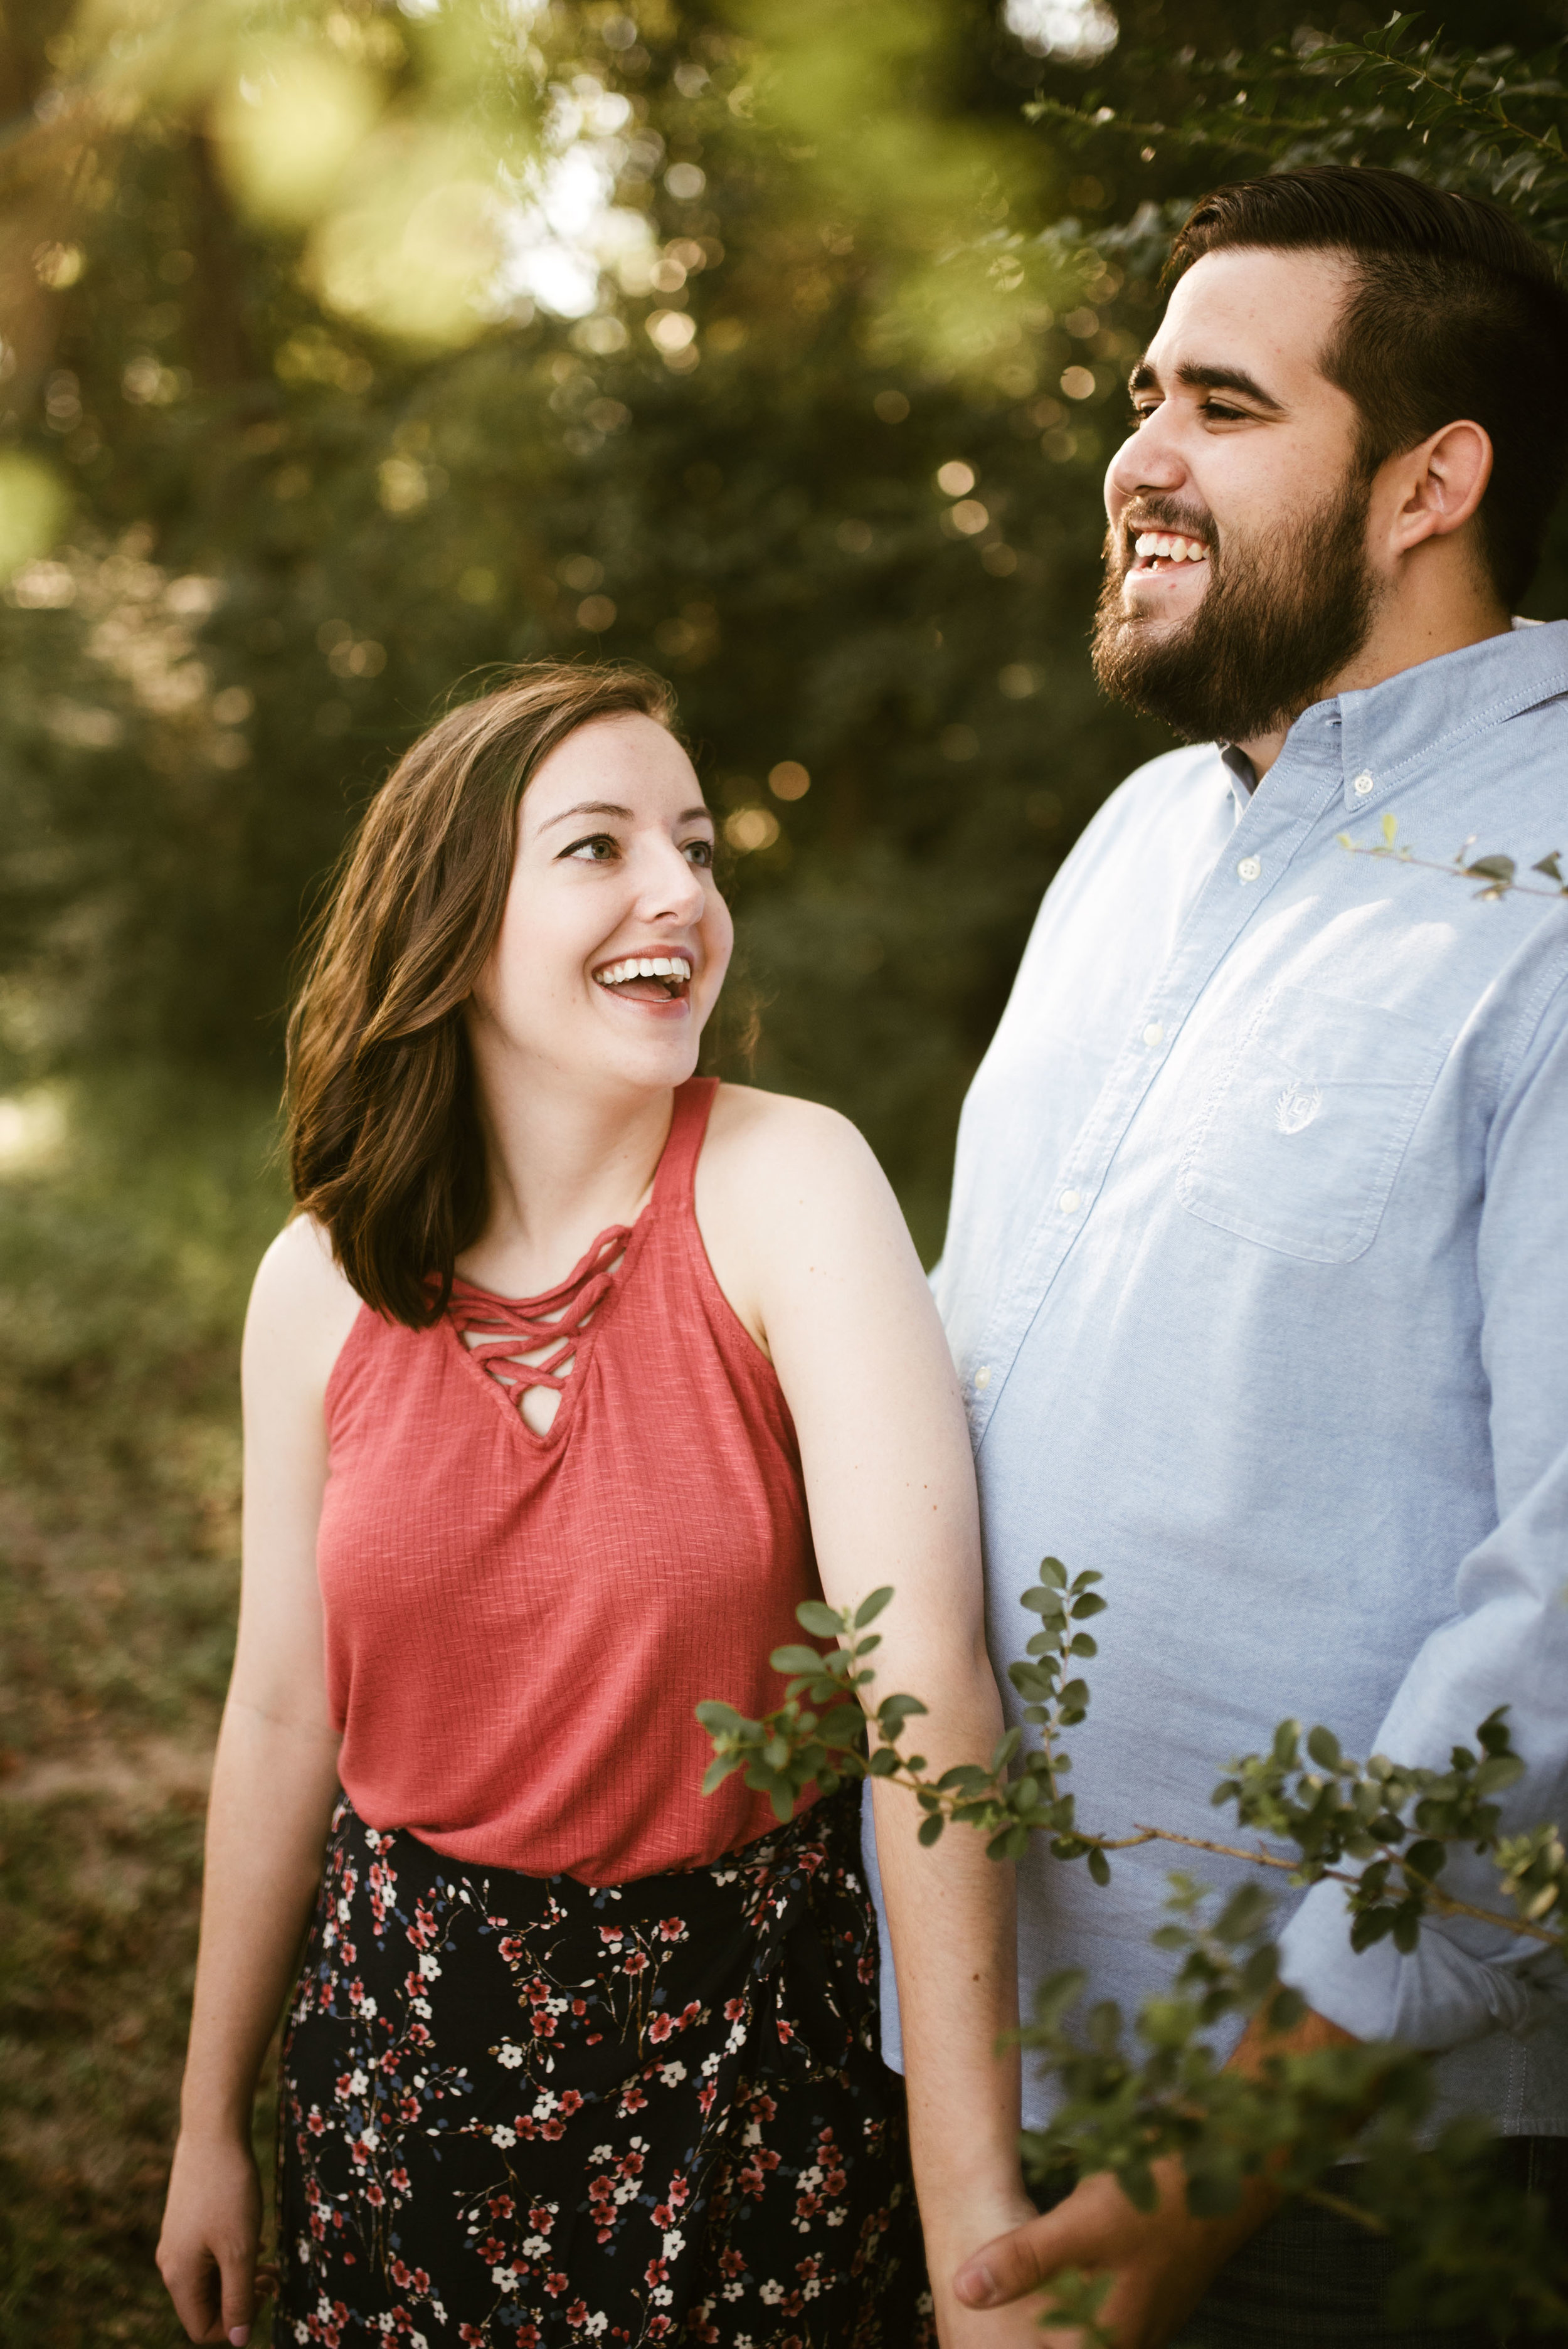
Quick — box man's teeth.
[595,955,693,987]
[1133,531,1208,563]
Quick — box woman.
[156,664,1034,2348]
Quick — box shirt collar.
[1217,620,1568,817]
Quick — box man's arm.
[1275,978,1568,2049]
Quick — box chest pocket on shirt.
[1175,982,1449,1264]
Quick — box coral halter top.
[315,1079,820,1884]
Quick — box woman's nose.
[638,840,706,920]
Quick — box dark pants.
[1169,2139,1568,2348]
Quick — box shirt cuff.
[1277,1877,1556,2049]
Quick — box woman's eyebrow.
[538,800,634,831]
[537,800,715,832]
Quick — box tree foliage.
[7,0,1564,1247]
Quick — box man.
[874,167,1568,2343]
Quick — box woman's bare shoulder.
[245,1212,364,1396]
[699,1083,906,1271]
[704,1081,884,1190]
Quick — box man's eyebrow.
[1128,358,1285,414]
[538,799,715,832]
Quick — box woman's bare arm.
[157,1217,360,2347]
[699,1088,1037,2345]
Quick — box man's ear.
[1383,418,1494,557]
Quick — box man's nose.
[1105,413,1187,512]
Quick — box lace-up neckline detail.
[449,1224,631,1407]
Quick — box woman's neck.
[460,1061,679,1299]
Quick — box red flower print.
[657,1917,686,1941]
[558,2089,584,2115]
[648,2014,674,2044]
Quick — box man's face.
[1093,246,1380,747]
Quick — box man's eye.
[1131,402,1160,426]
[683,838,714,868]
[561,834,620,862]
[1202,400,1248,423]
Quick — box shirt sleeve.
[1277,963,1568,2050]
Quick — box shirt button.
[1059,1189,1081,1213]
[973,1365,991,1390]
[1142,1021,1164,1046]
[1352,770,1374,797]
[1237,855,1261,883]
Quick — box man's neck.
[1235,593,1512,782]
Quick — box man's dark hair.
[1167,166,1568,607]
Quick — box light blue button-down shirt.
[870,621,1568,2135]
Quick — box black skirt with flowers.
[272,1784,933,2348]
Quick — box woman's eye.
[561,834,620,862]
[683,838,714,868]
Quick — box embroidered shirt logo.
[1275,1079,1322,1136]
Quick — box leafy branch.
[698,1566,1568,2330]
[699,1561,1567,1962]
[1340,811,1568,901]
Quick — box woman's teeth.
[595,955,692,989]
[1133,532,1209,565]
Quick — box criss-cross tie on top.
[449,1226,630,1406]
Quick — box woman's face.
[469,712,733,1098]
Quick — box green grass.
[0,1069,287,2347]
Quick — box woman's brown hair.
[287,661,677,1328]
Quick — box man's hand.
[951,2004,1356,2346]
[950,2159,1273,2348]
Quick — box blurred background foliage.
[1,0,1555,1248]
[5,1,1568,2340]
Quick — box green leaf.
[1070,1592,1108,1618]
[866,1747,899,1776]
[990,1727,1022,1774]
[795,1599,847,1638]
[918,1813,945,1847]
[853,1586,894,1630]
[1532,850,1565,883]
[1380,811,1398,845]
[1465,853,1516,884]
[1306,1725,1342,1771]
[1069,1632,1099,1657]
[694,1700,743,1733]
[1087,1847,1111,1887]
[771,1643,830,1677]
[1273,1719,1302,1767]
[701,1754,743,1794]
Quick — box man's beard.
[1091,474,1378,746]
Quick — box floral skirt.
[272,1784,933,2347]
